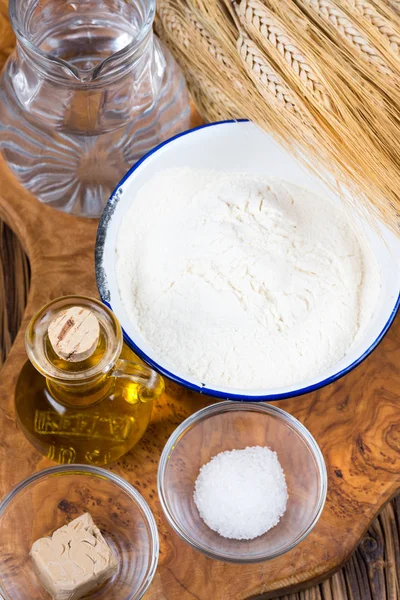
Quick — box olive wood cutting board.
[0,113,399,600]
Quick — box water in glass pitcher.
[0,0,190,216]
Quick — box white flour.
[116,167,380,389]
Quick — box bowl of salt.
[157,401,327,563]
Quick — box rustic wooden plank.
[343,539,372,600]
[331,571,349,599]
[392,495,400,585]
[320,580,334,600]
[379,503,398,600]
[0,223,12,364]
[0,222,29,366]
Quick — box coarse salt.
[193,446,288,540]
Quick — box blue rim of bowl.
[157,401,328,563]
[0,465,159,600]
[95,119,400,402]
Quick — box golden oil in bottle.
[15,296,164,466]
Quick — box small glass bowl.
[0,465,159,599]
[158,401,327,563]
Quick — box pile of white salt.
[193,446,288,540]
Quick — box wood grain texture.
[1,172,399,600]
[0,128,399,599]
[0,0,14,72]
[0,222,29,366]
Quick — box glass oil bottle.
[15,296,164,466]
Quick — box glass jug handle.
[113,359,165,402]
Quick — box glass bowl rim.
[157,400,328,564]
[0,464,159,600]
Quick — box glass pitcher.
[0,0,190,217]
[15,296,165,466]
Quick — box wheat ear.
[379,0,400,14]
[157,0,400,230]
[156,0,248,112]
[300,0,393,72]
[235,0,332,110]
[237,34,302,114]
[351,0,400,53]
[184,9,237,71]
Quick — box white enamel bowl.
[96,120,400,401]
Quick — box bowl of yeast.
[96,120,400,401]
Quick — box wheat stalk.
[158,0,314,137]
[184,8,237,71]
[300,0,393,72]
[235,0,332,110]
[157,2,247,122]
[237,34,302,113]
[158,0,245,97]
[380,0,400,14]
[157,0,400,231]
[351,0,400,53]
[157,4,191,47]
[157,0,251,115]
[188,71,241,119]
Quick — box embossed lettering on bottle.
[15,296,164,466]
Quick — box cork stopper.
[48,306,100,362]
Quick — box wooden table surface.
[0,8,399,596]
[1,199,400,600]
[0,157,399,600]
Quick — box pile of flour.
[116,167,380,389]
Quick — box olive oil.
[15,296,164,465]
